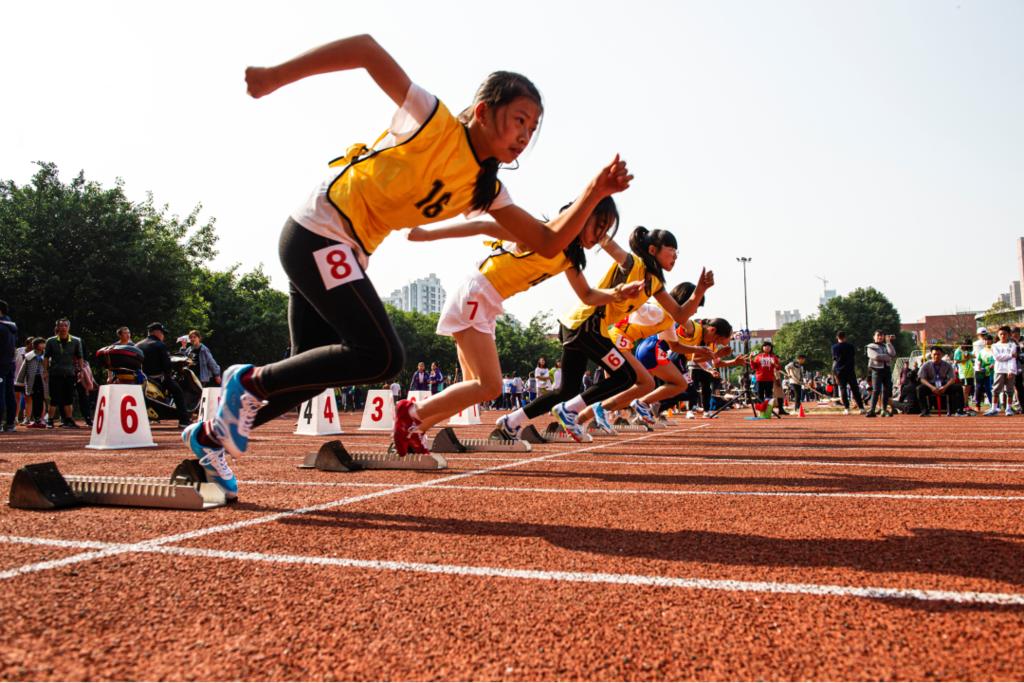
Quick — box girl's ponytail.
[471,158,500,213]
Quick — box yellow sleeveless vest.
[560,256,663,337]
[478,241,573,300]
[326,100,492,255]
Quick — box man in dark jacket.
[0,300,18,431]
[831,330,865,415]
[137,322,190,427]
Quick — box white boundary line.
[0,426,700,581]
[437,457,1024,472]
[2,534,1022,607]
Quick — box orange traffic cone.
[798,405,806,418]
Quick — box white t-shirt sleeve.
[659,325,678,342]
[463,182,512,219]
[387,83,438,145]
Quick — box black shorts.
[49,374,76,408]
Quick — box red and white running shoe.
[393,399,430,456]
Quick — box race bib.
[313,244,365,290]
[601,348,626,371]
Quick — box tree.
[189,266,290,368]
[772,287,912,377]
[982,299,1019,329]
[0,163,216,352]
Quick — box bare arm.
[489,155,632,258]
[655,268,714,325]
[599,237,631,267]
[407,221,514,243]
[245,34,412,106]
[665,340,714,362]
[564,269,645,306]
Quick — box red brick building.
[900,313,979,346]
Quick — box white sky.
[3,0,1022,331]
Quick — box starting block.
[520,424,549,444]
[614,417,653,433]
[429,427,531,454]
[8,460,228,511]
[587,421,618,436]
[298,439,446,471]
[543,422,593,443]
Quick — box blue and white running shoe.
[214,364,266,458]
[551,402,585,443]
[182,423,238,499]
[630,399,656,425]
[495,414,522,441]
[592,403,616,435]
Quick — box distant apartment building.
[386,273,446,314]
[819,289,837,307]
[774,310,801,328]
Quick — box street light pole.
[737,257,752,357]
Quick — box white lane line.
[474,458,1024,472]
[0,426,697,581]
[226,480,1024,502]
[1,534,1021,607]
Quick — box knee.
[477,376,503,400]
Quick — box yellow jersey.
[478,241,573,300]
[326,99,496,255]
[607,302,676,350]
[560,255,663,337]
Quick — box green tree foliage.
[188,267,290,368]
[982,299,1020,328]
[383,307,561,390]
[0,163,216,351]
[773,287,912,377]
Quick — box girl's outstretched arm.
[406,221,514,243]
[564,269,645,306]
[245,34,411,106]
[656,268,714,328]
[489,155,632,258]
[599,237,631,267]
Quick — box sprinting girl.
[392,199,643,454]
[186,34,632,497]
[576,282,717,432]
[499,226,713,442]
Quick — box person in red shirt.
[750,341,783,415]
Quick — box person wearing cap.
[137,323,190,427]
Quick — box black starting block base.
[614,417,653,433]
[430,427,531,454]
[520,424,548,444]
[543,422,593,443]
[8,460,228,511]
[298,439,447,471]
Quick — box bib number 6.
[601,348,625,371]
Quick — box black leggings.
[523,317,637,419]
[252,219,404,428]
[836,370,864,410]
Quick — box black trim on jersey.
[461,124,503,202]
[323,97,443,256]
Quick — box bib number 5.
[313,244,365,290]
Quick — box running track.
[1,409,1022,680]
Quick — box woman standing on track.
[184,34,632,498]
[392,199,640,455]
[497,226,713,442]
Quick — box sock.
[505,408,527,430]
[197,422,222,448]
[239,367,268,400]
[564,395,587,414]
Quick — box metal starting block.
[587,421,618,437]
[429,427,531,454]
[543,422,593,443]
[519,424,549,444]
[8,460,228,511]
[299,440,447,471]
[614,417,653,433]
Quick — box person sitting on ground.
[917,346,965,417]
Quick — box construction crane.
[815,275,829,296]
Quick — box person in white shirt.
[552,360,562,392]
[987,325,1018,416]
[533,358,551,396]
